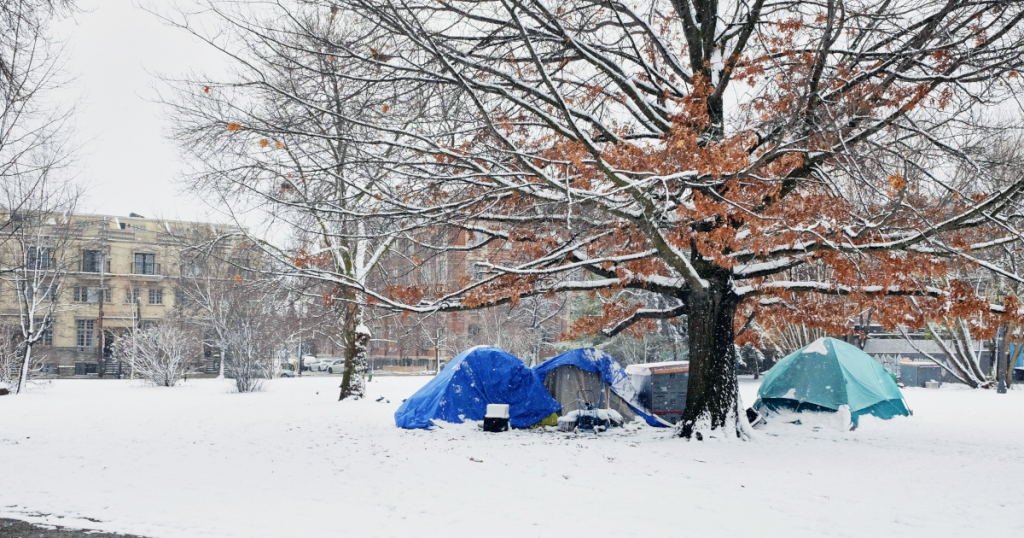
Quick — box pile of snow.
[1,377,1022,537]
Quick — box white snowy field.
[1,376,1023,538]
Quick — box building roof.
[625,361,689,375]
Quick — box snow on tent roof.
[754,337,910,425]
[394,346,560,429]
[533,349,670,427]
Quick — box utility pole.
[997,325,1008,394]
[130,292,142,380]
[96,251,106,378]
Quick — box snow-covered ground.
[1,376,1022,538]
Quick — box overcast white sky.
[54,1,225,223]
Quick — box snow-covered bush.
[0,322,24,389]
[115,320,200,387]
[222,322,275,393]
[0,321,47,391]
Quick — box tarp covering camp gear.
[625,361,689,424]
[754,337,911,425]
[394,346,560,429]
[533,348,669,427]
[900,360,942,388]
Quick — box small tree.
[0,320,25,390]
[1,181,77,394]
[116,319,200,387]
[221,285,285,393]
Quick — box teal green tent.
[754,337,910,426]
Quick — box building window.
[74,286,110,303]
[140,320,157,330]
[126,288,140,304]
[133,253,156,275]
[82,250,102,273]
[26,247,51,270]
[76,319,95,348]
[19,283,53,302]
[41,324,53,346]
[148,288,163,305]
[174,287,192,308]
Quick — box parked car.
[302,356,326,371]
[276,361,297,378]
[301,356,321,371]
[325,359,346,374]
[316,358,340,372]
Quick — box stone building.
[0,213,239,377]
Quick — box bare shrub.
[115,320,200,387]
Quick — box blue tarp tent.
[533,348,669,427]
[394,346,560,429]
[754,337,910,426]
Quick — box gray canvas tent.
[539,364,638,423]
[532,349,670,427]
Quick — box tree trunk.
[16,343,33,394]
[338,303,368,401]
[680,276,744,439]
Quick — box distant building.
[360,231,569,373]
[850,321,994,381]
[0,213,240,377]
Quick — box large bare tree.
[159,1,1024,438]
[322,0,1024,438]
[156,2,448,400]
[1,0,77,242]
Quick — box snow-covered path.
[1,376,1022,537]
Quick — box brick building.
[360,230,569,373]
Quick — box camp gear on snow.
[754,337,910,426]
[900,360,942,388]
[483,404,510,432]
[394,346,560,429]
[573,389,602,433]
[556,408,624,432]
[533,349,669,428]
[483,417,509,432]
[745,407,767,428]
[625,361,689,424]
